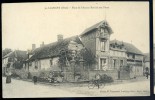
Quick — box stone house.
[25,35,86,81]
[2,50,27,75]
[25,20,145,81]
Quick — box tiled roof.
[80,20,113,36]
[3,50,28,60]
[110,40,143,55]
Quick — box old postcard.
[2,2,150,98]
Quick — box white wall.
[40,57,59,70]
[2,58,8,67]
[110,50,126,57]
[40,58,51,70]
[135,55,143,60]
[52,57,59,66]
[132,66,143,76]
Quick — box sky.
[2,2,149,53]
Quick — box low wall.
[119,70,130,80]
[88,70,118,80]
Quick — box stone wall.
[88,70,118,80]
[119,70,130,80]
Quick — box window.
[100,58,107,69]
[120,46,122,49]
[29,62,32,66]
[127,54,129,57]
[100,41,106,51]
[101,28,104,33]
[50,59,53,66]
[112,59,116,68]
[113,44,115,48]
[35,60,38,69]
[120,60,123,66]
[101,27,108,33]
[132,55,135,59]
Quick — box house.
[2,48,12,57]
[25,35,85,81]
[80,20,144,79]
[25,20,145,81]
[143,53,150,74]
[110,40,144,77]
[2,50,28,75]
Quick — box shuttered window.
[100,58,107,70]
[101,41,106,51]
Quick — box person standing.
[95,73,101,89]
[146,71,149,79]
[6,71,11,84]
[33,76,38,85]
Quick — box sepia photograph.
[2,2,150,98]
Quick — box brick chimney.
[40,42,44,47]
[32,44,36,51]
[57,34,63,42]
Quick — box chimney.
[40,42,44,47]
[57,34,63,42]
[32,44,36,50]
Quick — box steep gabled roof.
[3,50,28,60]
[80,20,113,36]
[110,40,143,55]
[28,35,82,61]
[3,51,13,58]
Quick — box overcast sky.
[2,2,149,53]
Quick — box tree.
[80,48,97,70]
[58,48,97,71]
[58,49,72,69]
[13,61,24,69]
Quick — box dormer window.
[120,46,122,49]
[100,28,108,34]
[101,28,104,33]
[132,55,135,59]
[113,45,115,48]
